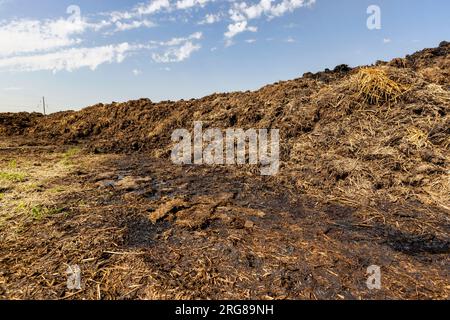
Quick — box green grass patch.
[30,205,65,220]
[14,202,66,220]
[15,201,27,213]
[48,186,66,193]
[65,147,80,157]
[61,147,81,165]
[21,183,44,192]
[8,160,17,169]
[0,171,27,182]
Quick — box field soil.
[0,42,449,300]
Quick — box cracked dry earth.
[0,140,448,300]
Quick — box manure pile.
[12,41,450,210]
[0,42,448,300]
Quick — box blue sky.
[0,0,449,112]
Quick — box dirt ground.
[0,139,448,300]
[0,42,449,300]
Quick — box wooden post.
[42,97,46,115]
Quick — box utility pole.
[42,96,46,115]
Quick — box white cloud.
[0,0,316,72]
[224,21,257,38]
[0,43,134,73]
[0,26,203,73]
[225,39,234,47]
[230,0,316,22]
[151,32,202,46]
[115,19,155,32]
[137,0,171,15]
[383,38,392,44]
[0,19,77,57]
[109,0,211,23]
[132,69,142,75]
[152,41,201,63]
[0,17,110,57]
[110,0,170,22]
[150,32,202,63]
[176,0,211,10]
[198,13,221,25]
[271,0,316,17]
[225,0,313,41]
[285,36,296,43]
